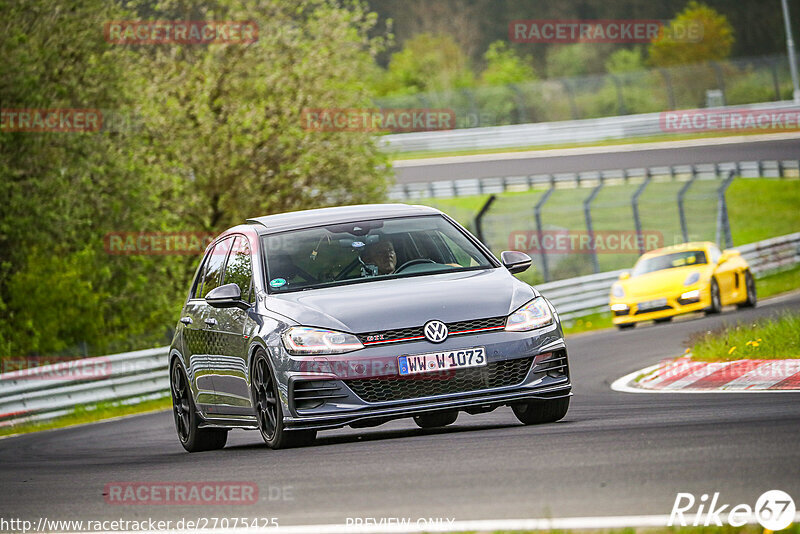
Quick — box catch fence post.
[632,169,652,255]
[716,170,735,249]
[678,165,699,243]
[474,194,497,246]
[534,177,556,282]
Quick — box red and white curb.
[612,355,800,393]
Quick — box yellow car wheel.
[705,279,722,315]
[737,271,757,309]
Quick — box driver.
[361,238,396,275]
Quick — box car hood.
[619,265,711,299]
[265,268,536,333]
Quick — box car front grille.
[634,305,672,315]
[343,356,533,403]
[357,316,506,346]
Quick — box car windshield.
[632,250,707,276]
[262,215,494,292]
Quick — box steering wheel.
[395,258,436,273]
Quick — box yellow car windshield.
[632,250,707,276]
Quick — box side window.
[224,236,253,303]
[191,246,214,299]
[201,238,232,298]
[708,245,721,264]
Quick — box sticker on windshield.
[269,278,287,288]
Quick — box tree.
[378,33,474,96]
[0,0,392,358]
[649,1,734,67]
[480,41,536,86]
[605,47,646,74]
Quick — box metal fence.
[407,160,799,282]
[0,233,797,429]
[377,54,797,133]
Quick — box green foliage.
[377,33,474,96]
[605,47,646,74]
[0,0,391,358]
[480,41,536,86]
[648,1,734,67]
[545,43,616,78]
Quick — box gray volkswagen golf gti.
[169,204,571,451]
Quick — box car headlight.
[505,297,554,332]
[683,272,700,286]
[281,326,364,355]
[611,283,625,298]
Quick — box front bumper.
[610,284,710,324]
[275,325,571,431]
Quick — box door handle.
[180,316,192,325]
[204,318,217,327]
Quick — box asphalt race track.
[2,293,799,527]
[393,136,800,183]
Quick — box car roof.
[246,204,442,234]
[641,241,714,258]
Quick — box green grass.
[689,313,800,362]
[0,396,171,438]
[562,310,614,335]
[757,264,800,299]
[388,130,789,161]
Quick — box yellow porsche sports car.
[609,241,756,329]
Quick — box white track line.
[64,512,800,534]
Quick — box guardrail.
[0,232,798,427]
[381,100,800,154]
[389,159,800,200]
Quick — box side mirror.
[206,283,248,310]
[619,271,631,280]
[501,250,532,274]
[718,252,731,265]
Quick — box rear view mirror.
[206,283,248,310]
[501,250,532,274]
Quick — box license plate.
[638,298,667,311]
[398,347,486,376]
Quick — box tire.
[654,316,672,324]
[413,411,458,429]
[738,271,757,309]
[705,279,722,315]
[171,359,228,453]
[617,323,635,330]
[251,350,316,449]
[512,397,570,425]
